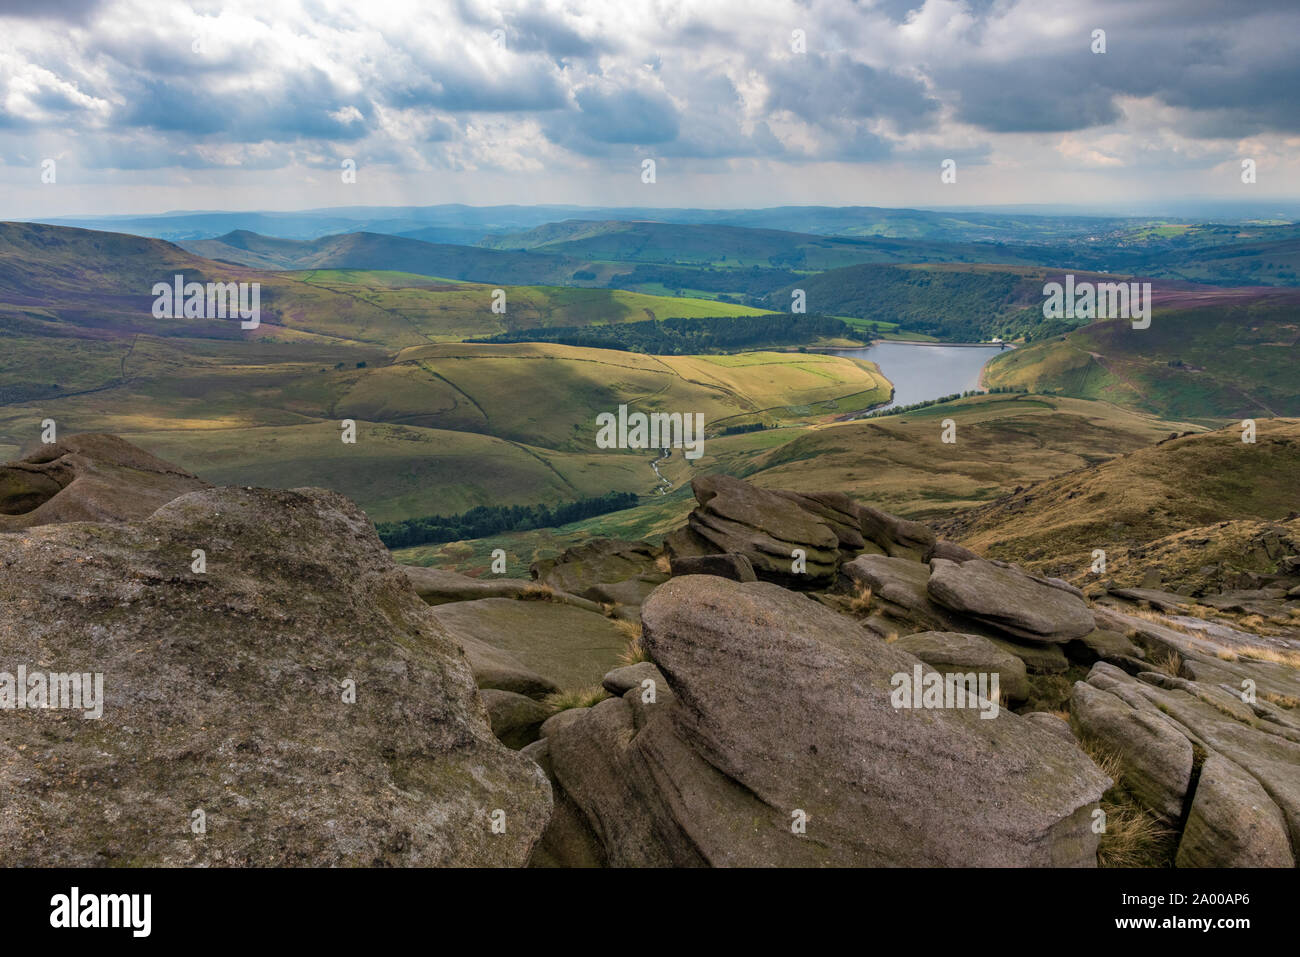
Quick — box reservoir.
[831,340,1007,411]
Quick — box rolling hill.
[940,418,1300,582]
[982,287,1300,420]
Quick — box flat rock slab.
[428,597,629,691]
[894,631,1031,702]
[928,558,1096,643]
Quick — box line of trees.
[860,385,1027,418]
[375,490,640,548]
[472,313,855,354]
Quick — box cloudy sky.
[1,0,1297,218]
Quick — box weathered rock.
[456,636,560,699]
[601,661,664,697]
[686,475,841,585]
[538,707,589,739]
[519,740,607,868]
[1069,679,1194,823]
[0,484,551,866]
[842,554,955,631]
[1175,753,1294,868]
[928,558,1096,643]
[481,689,551,749]
[925,540,980,564]
[893,631,1031,702]
[0,433,209,531]
[988,635,1071,674]
[530,538,667,607]
[427,597,630,691]
[1068,628,1143,665]
[548,577,1109,866]
[859,504,936,560]
[1023,711,1078,744]
[402,565,534,604]
[669,553,757,582]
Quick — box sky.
[1,0,1298,218]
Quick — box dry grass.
[1151,647,1184,678]
[520,583,556,601]
[884,631,899,644]
[1237,645,1300,669]
[1260,690,1300,710]
[1078,735,1176,867]
[1096,800,1177,868]
[654,553,671,574]
[848,582,874,615]
[614,619,649,665]
[543,685,611,714]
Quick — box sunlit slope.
[983,290,1300,420]
[943,418,1300,574]
[376,342,891,446]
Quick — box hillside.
[180,229,594,284]
[982,287,1300,419]
[941,419,1300,583]
[480,219,1056,270]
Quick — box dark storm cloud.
[766,54,939,132]
[932,0,1300,137]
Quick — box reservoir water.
[831,340,1008,411]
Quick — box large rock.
[546,576,1110,866]
[0,483,551,866]
[1077,657,1300,854]
[928,558,1096,643]
[402,565,535,604]
[0,433,209,530]
[530,539,667,609]
[427,597,630,691]
[893,631,1031,703]
[481,689,551,750]
[669,553,757,582]
[686,475,841,586]
[456,636,560,699]
[1069,679,1194,823]
[1175,753,1294,868]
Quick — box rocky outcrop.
[530,539,667,612]
[0,433,209,530]
[537,576,1110,866]
[1176,753,1294,867]
[1071,658,1299,866]
[927,558,1097,643]
[0,483,551,866]
[894,631,1031,703]
[668,553,757,582]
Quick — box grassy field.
[397,391,1201,573]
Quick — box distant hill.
[982,286,1300,419]
[479,219,1059,270]
[180,230,592,284]
[44,202,1143,244]
[941,419,1300,579]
